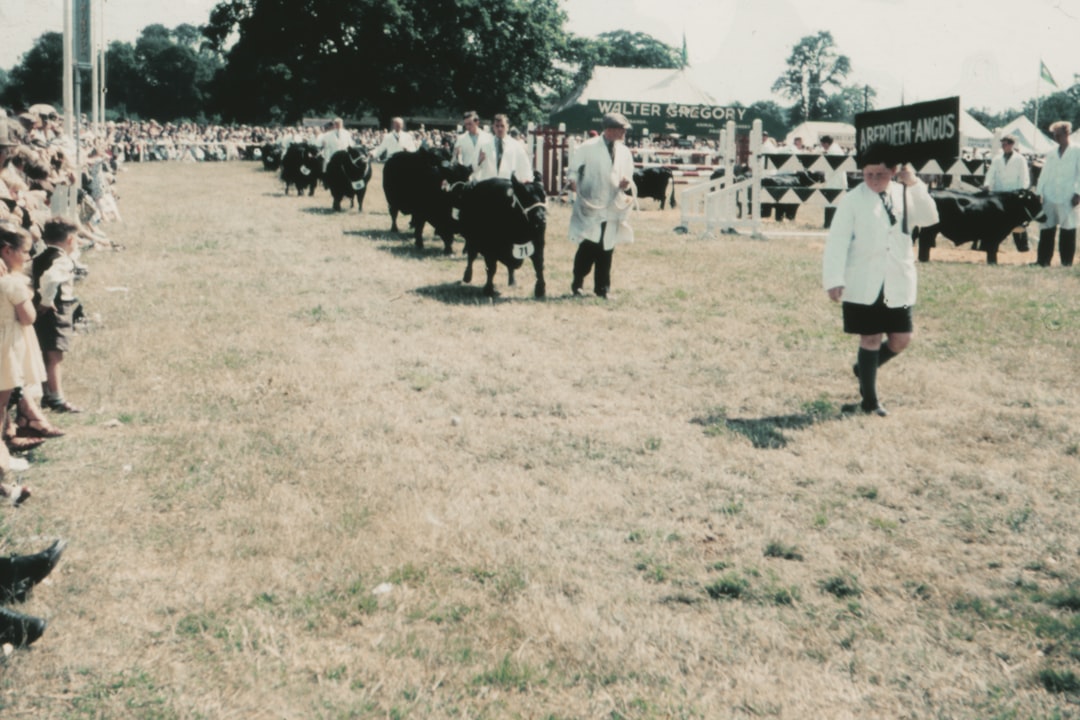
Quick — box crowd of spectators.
[0,102,117,649]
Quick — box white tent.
[959,110,993,149]
[784,121,856,151]
[998,116,1056,155]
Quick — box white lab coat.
[568,136,636,249]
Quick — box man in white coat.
[317,118,352,171]
[474,114,532,182]
[1034,120,1080,267]
[823,142,939,417]
[453,110,491,177]
[372,117,417,161]
[984,134,1031,251]
[567,112,636,299]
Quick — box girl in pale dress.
[0,222,55,499]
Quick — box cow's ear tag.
[441,180,449,191]
[506,188,513,198]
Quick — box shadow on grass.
[378,243,461,261]
[692,401,837,449]
[345,229,404,241]
[413,283,561,306]
[300,206,339,216]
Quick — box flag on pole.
[1040,60,1058,88]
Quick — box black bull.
[281,142,321,196]
[324,147,373,212]
[916,189,1043,265]
[631,167,676,209]
[456,173,548,298]
[382,147,473,253]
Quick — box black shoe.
[0,607,46,647]
[841,402,888,417]
[0,539,66,603]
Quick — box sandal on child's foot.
[43,397,82,413]
[5,435,47,451]
[16,420,64,439]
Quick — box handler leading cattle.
[1034,120,1080,267]
[823,142,939,418]
[983,134,1031,252]
[567,112,636,299]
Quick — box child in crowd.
[33,218,82,414]
[0,221,52,497]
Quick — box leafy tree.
[203,0,572,125]
[0,32,65,111]
[824,84,876,123]
[563,30,681,95]
[772,31,851,125]
[1022,84,1080,134]
[967,106,1022,134]
[745,100,788,139]
[132,24,220,121]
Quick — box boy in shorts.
[822,143,939,417]
[33,218,81,413]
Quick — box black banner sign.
[854,96,960,166]
[75,0,93,69]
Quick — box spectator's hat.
[0,118,23,147]
[602,112,632,130]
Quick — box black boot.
[0,539,66,603]
[0,607,46,647]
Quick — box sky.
[2,0,1079,114]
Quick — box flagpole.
[1034,62,1041,144]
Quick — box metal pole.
[63,0,74,138]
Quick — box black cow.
[281,142,322,196]
[457,173,547,298]
[758,171,824,221]
[382,147,472,253]
[261,143,283,171]
[324,147,373,212]
[916,189,1043,265]
[632,167,676,209]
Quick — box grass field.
[1,160,1078,719]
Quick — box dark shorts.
[842,290,913,335]
[34,301,76,353]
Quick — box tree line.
[2,1,1076,136]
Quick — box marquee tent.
[783,121,856,151]
[959,110,993,149]
[997,115,1055,155]
[548,66,747,136]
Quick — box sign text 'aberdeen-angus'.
[855,96,961,167]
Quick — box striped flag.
[1040,60,1058,88]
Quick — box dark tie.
[879,191,896,226]
[495,137,503,170]
[606,140,614,161]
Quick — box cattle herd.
[264,141,548,297]
[259,140,1047,280]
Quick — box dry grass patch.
[0,161,1076,718]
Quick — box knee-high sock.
[877,341,898,367]
[1060,228,1076,267]
[858,347,880,409]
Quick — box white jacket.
[823,179,938,307]
[568,136,636,249]
[373,131,417,161]
[453,130,491,173]
[984,151,1030,192]
[1036,143,1080,204]
[474,135,533,182]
